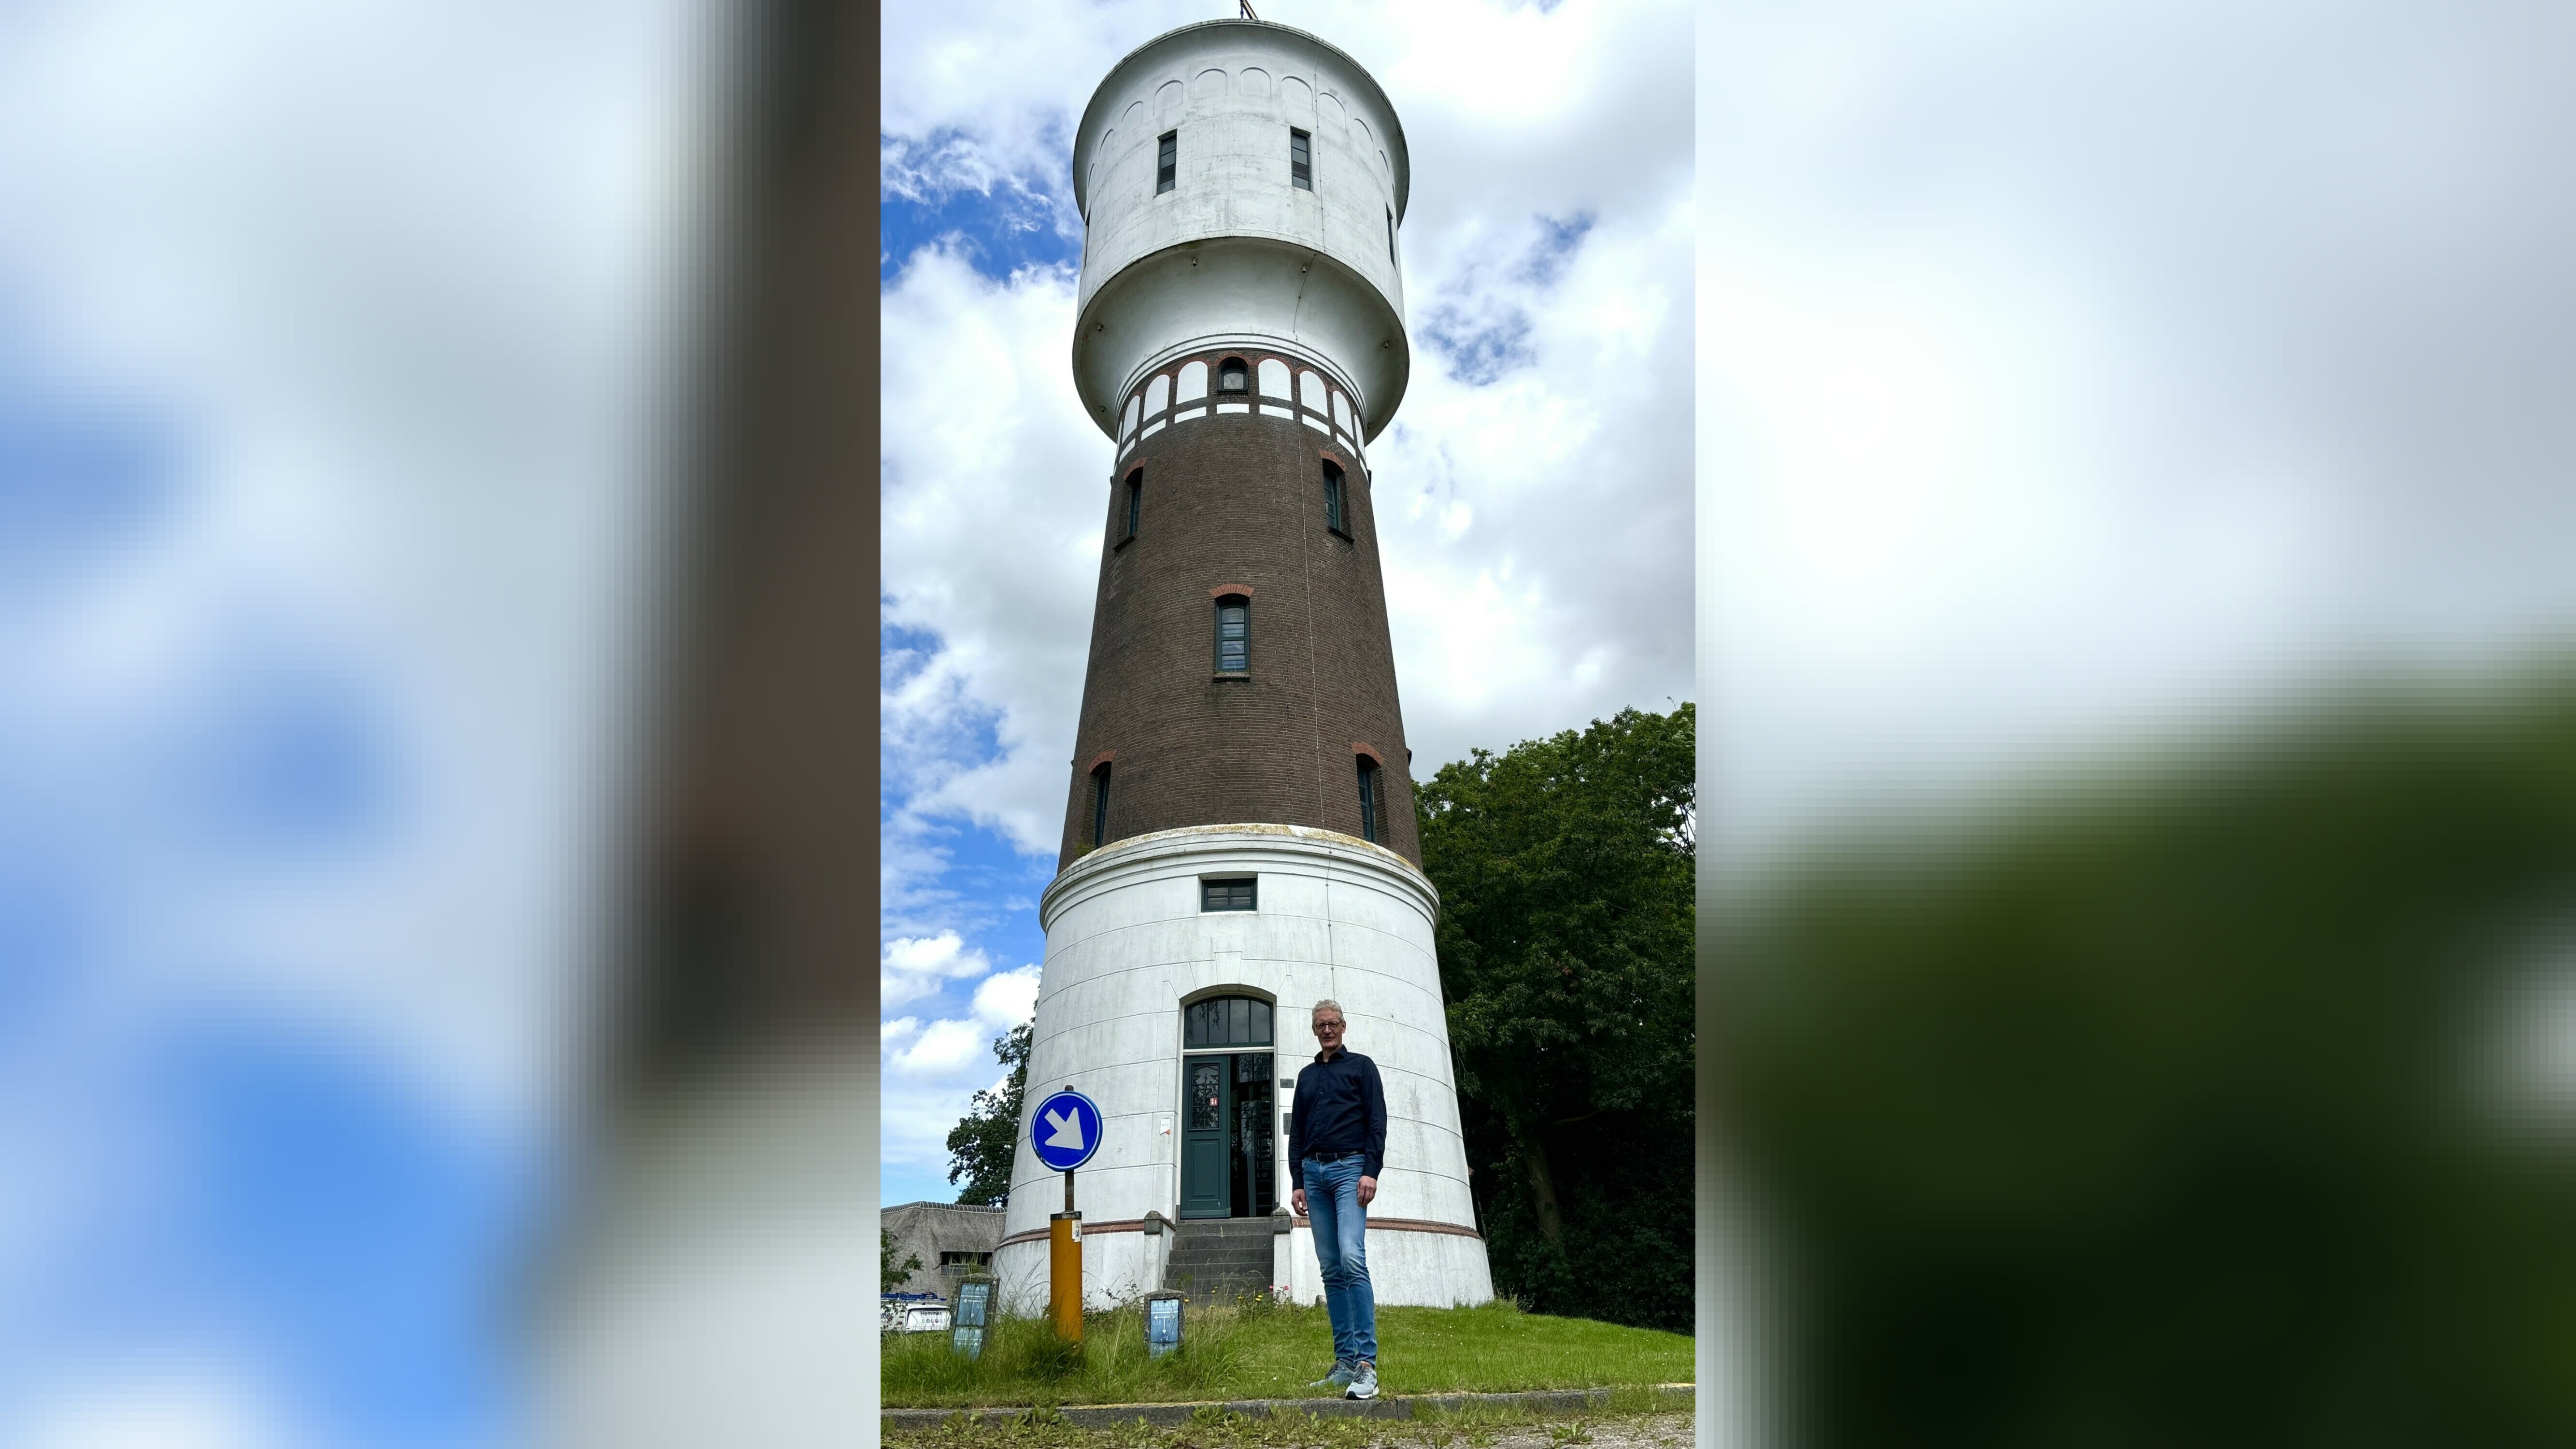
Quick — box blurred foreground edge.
[532,1,881,1446]
[1722,664,2576,1449]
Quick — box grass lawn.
[882,1298,1693,1409]
[886,1398,1697,1449]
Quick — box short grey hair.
[1310,998,1345,1022]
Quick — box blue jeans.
[1302,1156,1376,1364]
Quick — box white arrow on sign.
[1044,1107,1085,1151]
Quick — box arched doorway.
[1178,993,1277,1219]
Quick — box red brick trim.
[1000,1215,1481,1249]
[997,1218,1153,1250]
[1209,583,1253,598]
[1351,742,1386,767]
[1286,1216,1482,1240]
[1086,751,1115,774]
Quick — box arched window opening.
[1123,470,1142,541]
[1258,358,1291,399]
[1091,762,1112,846]
[1184,993,1272,1044]
[1357,755,1382,843]
[1180,992,1275,1219]
[1214,596,1250,674]
[1218,357,1250,394]
[1177,360,1209,403]
[1145,373,1170,417]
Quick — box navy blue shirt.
[1288,1046,1387,1179]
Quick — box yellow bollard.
[1049,1211,1083,1342]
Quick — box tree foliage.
[1417,703,1696,1331]
[945,1022,1030,1207]
[881,1228,923,1295]
[1725,670,2576,1446]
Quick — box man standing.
[1288,998,1386,1401]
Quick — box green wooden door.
[1179,1054,1232,1219]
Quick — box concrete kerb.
[883,1383,1694,1431]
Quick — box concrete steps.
[1162,1217,1278,1307]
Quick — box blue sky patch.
[1422,304,1537,386]
[881,136,1079,285]
[0,359,181,590]
[1521,211,1597,287]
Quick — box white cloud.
[13,1364,286,1449]
[880,931,993,1009]
[971,965,1042,1030]
[889,1018,988,1077]
[879,247,1104,861]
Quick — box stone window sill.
[1114,533,1136,552]
[1212,672,1251,682]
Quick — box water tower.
[993,17,1494,1313]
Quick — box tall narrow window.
[1322,460,1345,534]
[1214,597,1249,674]
[1092,763,1111,846]
[1157,131,1177,194]
[1124,471,1142,540]
[1357,757,1381,843]
[1289,128,1311,189]
[1386,207,1396,262]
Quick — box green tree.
[1725,670,2576,1446]
[881,1228,922,1295]
[945,1022,1030,1206]
[1417,703,1696,1329]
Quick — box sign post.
[1029,1088,1103,1342]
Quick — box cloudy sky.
[880,0,1696,1209]
[0,0,708,1445]
[1697,0,2576,864]
[4,0,2573,1442]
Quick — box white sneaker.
[1308,1360,1353,1389]
[1344,1361,1379,1400]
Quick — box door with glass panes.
[1178,994,1276,1219]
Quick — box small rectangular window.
[1124,474,1142,539]
[1386,208,1396,263]
[1201,877,1257,912]
[1215,598,1249,673]
[1323,462,1345,534]
[1290,128,1311,190]
[1157,131,1177,194]
[1357,758,1380,843]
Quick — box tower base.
[997,824,1493,1314]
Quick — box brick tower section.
[1056,344,1418,870]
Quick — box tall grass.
[882,1296,1262,1408]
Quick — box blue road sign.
[1030,1089,1104,1173]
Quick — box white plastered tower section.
[992,20,1494,1314]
